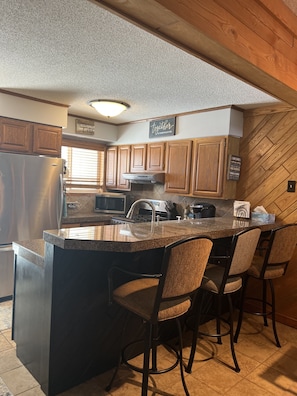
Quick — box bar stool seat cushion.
[202,265,242,294]
[248,255,286,279]
[113,278,191,322]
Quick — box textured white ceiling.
[0,0,282,124]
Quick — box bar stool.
[234,223,297,347]
[105,235,213,396]
[186,227,261,373]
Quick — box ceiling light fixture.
[88,99,130,117]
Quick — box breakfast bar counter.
[43,216,278,252]
[12,217,278,396]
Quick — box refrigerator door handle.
[58,174,64,228]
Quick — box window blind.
[62,146,105,188]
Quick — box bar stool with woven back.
[106,235,213,396]
[186,227,261,374]
[234,223,297,347]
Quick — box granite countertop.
[13,239,45,267]
[41,216,279,253]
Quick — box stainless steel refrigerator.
[0,152,64,298]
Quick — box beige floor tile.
[246,363,297,395]
[235,314,286,347]
[262,348,297,380]
[1,328,16,347]
[274,341,297,360]
[233,335,277,363]
[168,374,221,396]
[215,348,261,376]
[1,365,40,395]
[226,378,275,396]
[0,332,13,352]
[0,347,22,374]
[16,385,46,395]
[190,358,242,394]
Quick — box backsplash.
[65,185,235,218]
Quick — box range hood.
[123,172,165,184]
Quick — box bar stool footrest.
[122,340,179,375]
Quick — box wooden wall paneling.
[257,0,297,38]
[283,144,297,174]
[238,109,297,224]
[245,166,290,205]
[265,111,297,144]
[262,130,297,173]
[215,0,295,53]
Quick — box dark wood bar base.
[13,244,163,395]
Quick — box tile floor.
[0,299,297,396]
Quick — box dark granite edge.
[12,239,45,268]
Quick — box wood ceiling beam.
[92,0,297,108]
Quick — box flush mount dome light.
[88,99,130,117]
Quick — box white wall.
[63,115,118,143]
[0,92,68,127]
[116,107,243,145]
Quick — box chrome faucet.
[126,199,156,224]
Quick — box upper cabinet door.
[32,124,62,157]
[105,146,118,188]
[165,140,192,194]
[130,144,147,172]
[191,137,225,197]
[0,117,32,153]
[116,145,131,190]
[147,142,165,172]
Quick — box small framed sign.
[149,117,176,138]
[75,118,95,135]
[227,155,242,180]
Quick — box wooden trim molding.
[0,89,69,108]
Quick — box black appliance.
[94,192,126,214]
[190,202,216,218]
[111,199,177,224]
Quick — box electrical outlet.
[287,180,296,192]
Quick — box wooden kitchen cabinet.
[165,140,192,194]
[147,142,165,171]
[0,117,32,153]
[130,144,147,172]
[0,117,62,156]
[165,136,239,198]
[191,137,225,197]
[191,136,239,199]
[105,146,118,188]
[117,145,131,190]
[105,145,131,191]
[130,142,165,172]
[32,124,62,157]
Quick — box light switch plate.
[287,180,296,192]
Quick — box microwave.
[94,193,126,214]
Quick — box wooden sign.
[149,117,176,138]
[227,155,241,180]
[75,118,95,135]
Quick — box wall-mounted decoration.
[75,118,95,135]
[227,155,241,180]
[149,117,176,138]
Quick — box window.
[61,139,105,190]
